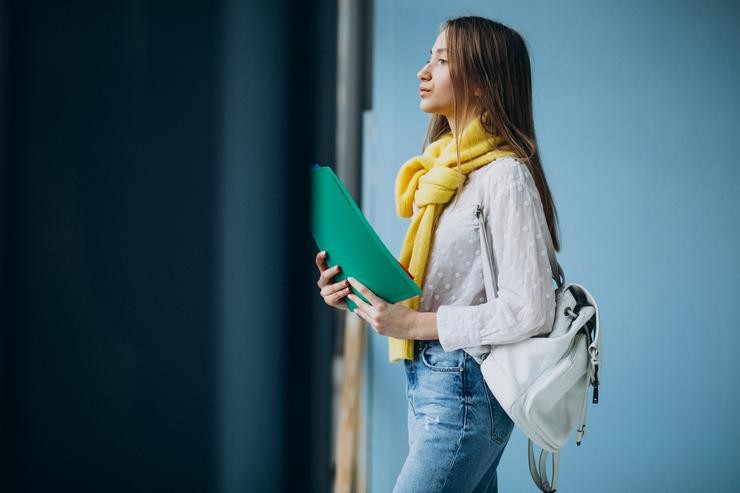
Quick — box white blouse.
[418,155,557,365]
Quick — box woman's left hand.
[346,277,419,339]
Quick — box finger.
[347,293,373,314]
[352,306,375,330]
[352,305,368,322]
[321,264,341,281]
[346,277,382,305]
[317,264,341,286]
[315,250,328,271]
[321,279,349,297]
[322,280,350,298]
[329,287,351,305]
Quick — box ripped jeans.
[392,340,514,493]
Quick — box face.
[417,31,454,118]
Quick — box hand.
[346,277,419,339]
[315,250,351,311]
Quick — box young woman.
[315,16,560,493]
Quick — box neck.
[446,111,478,138]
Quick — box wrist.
[407,310,420,339]
[410,311,438,341]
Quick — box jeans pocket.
[404,359,416,405]
[483,385,514,444]
[419,341,465,372]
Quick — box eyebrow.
[429,48,447,54]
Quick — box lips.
[419,87,431,96]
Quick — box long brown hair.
[424,16,561,251]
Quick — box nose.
[417,62,431,81]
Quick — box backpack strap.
[474,203,564,295]
[538,206,565,291]
[575,361,593,445]
[474,204,500,299]
[528,440,559,493]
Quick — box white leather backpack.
[474,203,601,493]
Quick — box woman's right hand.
[315,250,351,311]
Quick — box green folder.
[311,165,421,312]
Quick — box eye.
[438,59,447,64]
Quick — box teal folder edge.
[311,165,422,312]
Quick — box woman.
[315,16,560,492]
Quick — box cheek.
[436,79,453,101]
[434,71,452,95]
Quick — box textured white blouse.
[418,155,557,365]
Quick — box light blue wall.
[361,0,740,491]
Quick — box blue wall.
[362,1,740,491]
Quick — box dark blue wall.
[0,1,336,492]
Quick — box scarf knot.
[415,166,463,208]
[388,116,518,362]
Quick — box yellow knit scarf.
[390,116,518,362]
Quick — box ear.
[473,86,482,97]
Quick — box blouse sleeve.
[436,162,556,352]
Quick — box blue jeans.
[392,340,514,493]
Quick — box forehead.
[430,30,447,51]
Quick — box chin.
[419,102,450,118]
[419,102,437,114]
